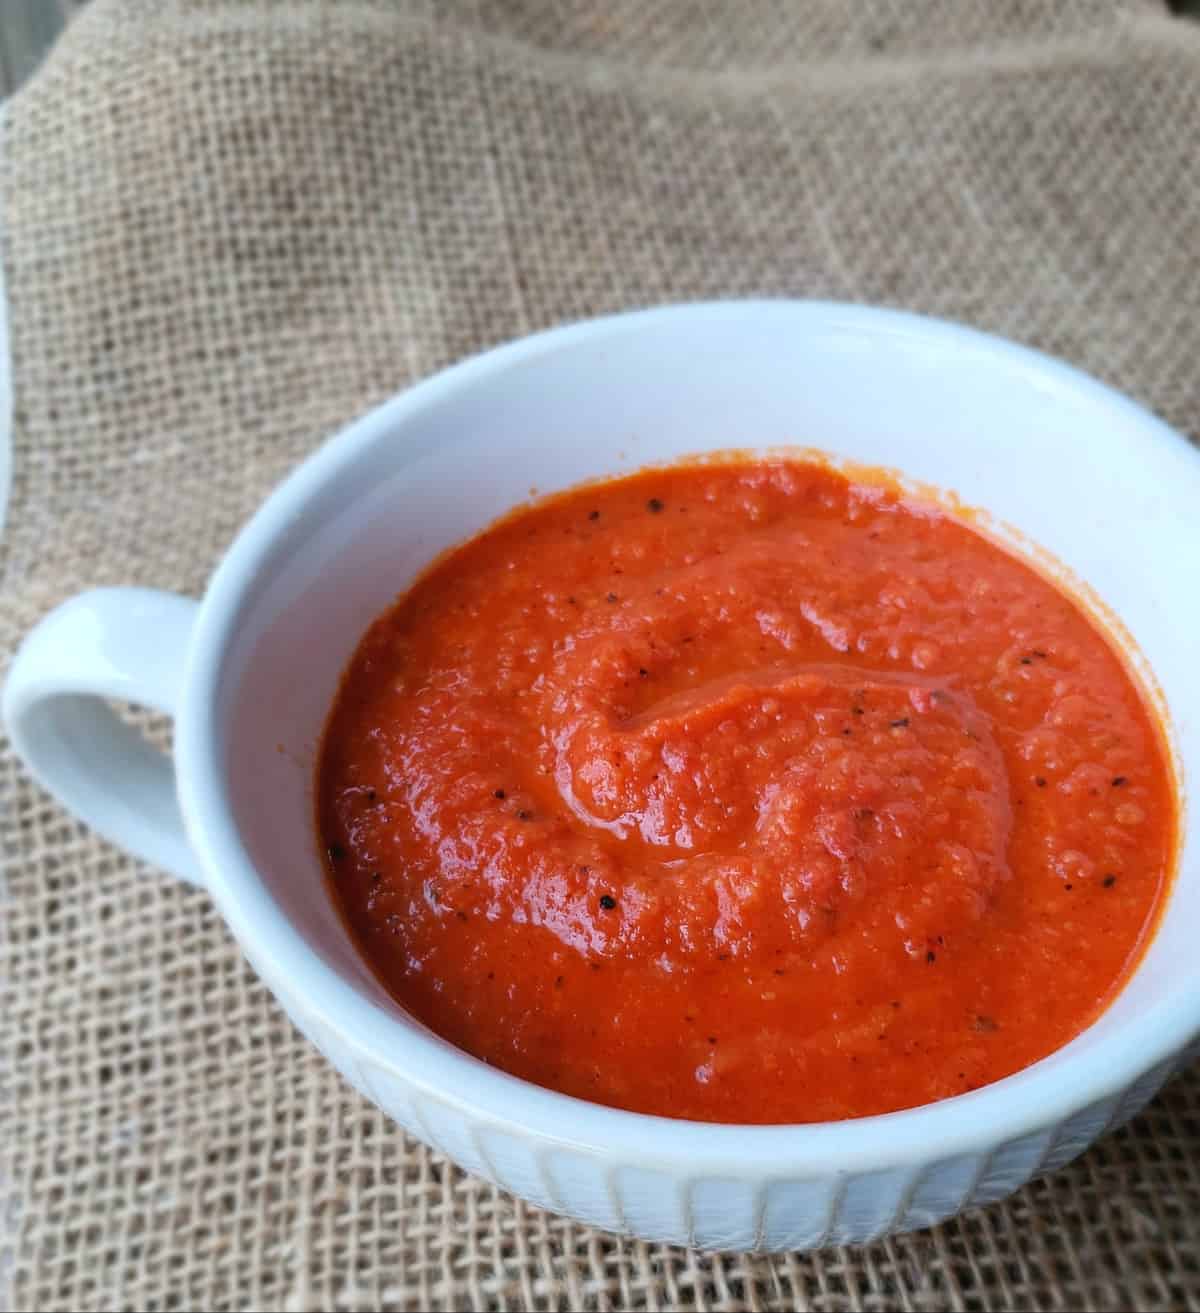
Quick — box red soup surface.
[317,459,1176,1123]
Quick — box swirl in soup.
[317,459,1175,1123]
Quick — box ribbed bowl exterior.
[296,1008,1189,1252]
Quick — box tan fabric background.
[3,2,1200,1309]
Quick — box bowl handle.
[3,588,204,887]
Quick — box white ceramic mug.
[5,302,1199,1250]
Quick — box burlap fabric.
[3,2,1200,1309]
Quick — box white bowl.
[5,301,1199,1250]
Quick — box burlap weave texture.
[3,2,1200,1309]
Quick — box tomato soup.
[317,459,1175,1123]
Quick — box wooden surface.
[0,2,81,100]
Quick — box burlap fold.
[3,2,1200,1309]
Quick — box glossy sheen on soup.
[316,459,1175,1123]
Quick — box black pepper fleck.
[494,789,506,799]
[890,717,909,728]
[1103,874,1118,888]
[1112,776,1128,788]
[647,497,665,513]
[638,668,649,677]
[588,510,600,520]
[517,809,533,821]
[328,843,346,862]
[1035,777,1047,788]
[926,950,937,964]
[555,975,565,988]
[606,592,619,603]
[367,789,377,802]
[599,894,617,910]
[708,1036,718,1045]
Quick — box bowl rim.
[176,298,1199,1173]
